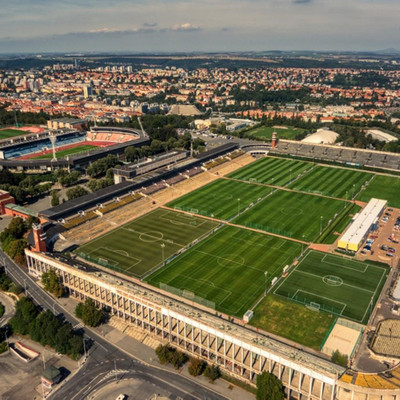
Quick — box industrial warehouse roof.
[340,198,387,247]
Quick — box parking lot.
[358,207,400,268]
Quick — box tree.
[9,297,39,335]
[42,268,65,298]
[204,364,221,382]
[66,185,89,201]
[331,350,348,367]
[7,217,25,239]
[188,358,206,376]
[155,344,172,364]
[51,190,60,206]
[154,344,187,369]
[256,371,284,400]
[75,298,103,327]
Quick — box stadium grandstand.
[40,142,239,221]
[271,139,400,171]
[0,126,149,172]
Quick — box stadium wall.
[25,249,400,399]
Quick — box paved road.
[0,291,15,327]
[0,251,227,400]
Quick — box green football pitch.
[146,226,302,317]
[357,174,400,208]
[0,128,27,139]
[288,165,372,199]
[33,144,98,159]
[234,189,348,241]
[245,125,305,140]
[75,209,219,278]
[273,251,389,324]
[227,157,313,187]
[167,178,273,220]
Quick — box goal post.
[307,302,321,312]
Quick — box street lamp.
[161,243,165,264]
[264,271,268,295]
[320,216,323,235]
[237,198,241,215]
[290,168,292,183]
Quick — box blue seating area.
[4,133,86,159]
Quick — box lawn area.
[250,295,335,350]
[357,174,400,208]
[245,125,305,140]
[227,156,313,187]
[317,202,361,244]
[146,226,302,317]
[288,165,372,199]
[0,128,27,139]
[33,144,98,159]
[167,179,273,220]
[234,189,348,241]
[75,208,219,278]
[273,250,389,324]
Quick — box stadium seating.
[273,140,400,171]
[5,132,86,159]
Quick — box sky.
[0,0,399,54]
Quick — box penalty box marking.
[159,210,208,228]
[88,246,142,268]
[291,289,347,316]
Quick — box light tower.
[49,134,57,162]
[271,131,278,149]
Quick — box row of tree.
[9,297,84,358]
[0,217,38,265]
[0,266,22,294]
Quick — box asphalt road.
[0,291,15,327]
[0,251,227,400]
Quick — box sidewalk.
[58,296,255,400]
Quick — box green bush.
[256,371,284,400]
[204,364,221,382]
[331,350,348,367]
[188,358,206,376]
[155,344,188,369]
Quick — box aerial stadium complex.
[18,129,400,400]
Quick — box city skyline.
[1,0,400,54]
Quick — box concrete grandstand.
[0,126,149,172]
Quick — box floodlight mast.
[49,134,57,162]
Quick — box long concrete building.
[338,198,386,252]
[25,249,400,400]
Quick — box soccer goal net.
[306,302,321,312]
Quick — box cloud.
[143,22,158,27]
[292,0,313,3]
[170,23,201,32]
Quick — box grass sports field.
[245,125,305,140]
[288,166,372,199]
[167,179,272,220]
[234,189,348,241]
[250,295,335,350]
[146,226,301,317]
[227,157,313,187]
[357,174,400,208]
[75,209,219,278]
[0,128,27,139]
[34,144,98,159]
[274,251,389,324]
